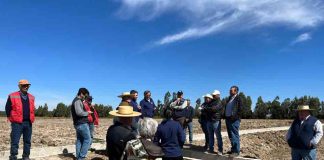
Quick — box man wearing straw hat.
[106,104,141,160]
[5,80,35,160]
[286,105,323,160]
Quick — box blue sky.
[1,0,324,110]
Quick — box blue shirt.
[130,100,140,122]
[154,119,185,157]
[139,98,156,118]
[225,98,235,117]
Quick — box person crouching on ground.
[106,105,141,160]
[71,88,92,160]
[154,109,185,160]
[286,105,323,160]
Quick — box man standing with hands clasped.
[6,80,35,160]
[286,105,323,160]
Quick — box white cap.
[212,90,221,95]
[203,94,213,99]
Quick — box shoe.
[22,156,30,160]
[9,156,17,160]
[208,150,217,154]
[229,153,239,157]
[226,151,232,154]
[217,152,223,156]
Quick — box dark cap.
[177,90,183,95]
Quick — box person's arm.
[5,96,11,117]
[74,100,88,117]
[153,127,161,145]
[6,96,12,117]
[178,123,185,147]
[285,126,292,142]
[310,120,323,146]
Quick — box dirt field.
[0,118,322,159]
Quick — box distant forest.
[1,91,323,119]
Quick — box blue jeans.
[291,148,316,160]
[200,120,209,148]
[207,121,223,152]
[184,122,193,143]
[225,119,240,153]
[75,123,91,160]
[10,121,32,159]
[89,123,94,147]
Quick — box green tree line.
[34,103,113,118]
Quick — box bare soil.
[0,118,322,160]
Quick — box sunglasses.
[21,84,30,88]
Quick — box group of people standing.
[4,79,323,160]
[198,86,242,157]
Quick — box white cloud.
[291,33,312,45]
[117,0,324,45]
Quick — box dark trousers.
[10,121,32,159]
[162,156,183,160]
[200,120,209,148]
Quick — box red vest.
[83,101,99,125]
[83,101,93,123]
[8,91,35,123]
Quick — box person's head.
[119,117,133,126]
[18,79,31,94]
[163,108,173,120]
[187,99,191,106]
[230,86,239,96]
[212,90,221,99]
[77,88,89,99]
[122,96,132,102]
[177,91,183,99]
[204,94,213,103]
[130,90,138,101]
[296,105,312,120]
[138,118,158,139]
[144,90,151,99]
[87,96,93,104]
[118,92,132,102]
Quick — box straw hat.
[18,79,31,85]
[117,92,132,98]
[294,105,314,111]
[109,105,141,117]
[203,94,213,99]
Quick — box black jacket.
[106,122,137,160]
[224,95,243,120]
[206,98,223,122]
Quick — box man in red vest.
[5,79,35,160]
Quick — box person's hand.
[88,111,93,114]
[138,105,142,110]
[95,125,99,128]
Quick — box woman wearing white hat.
[286,105,323,160]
